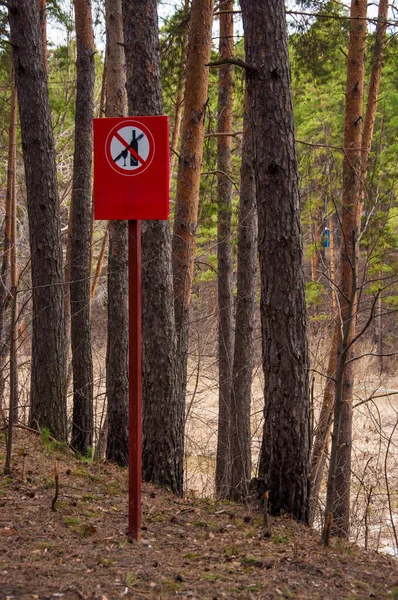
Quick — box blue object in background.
[323,227,330,248]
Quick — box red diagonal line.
[114,131,148,167]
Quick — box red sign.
[94,116,169,220]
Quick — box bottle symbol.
[131,130,138,167]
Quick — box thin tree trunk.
[9,0,67,441]
[324,0,367,539]
[170,88,184,181]
[89,55,108,305]
[104,0,128,466]
[122,0,181,494]
[91,225,109,302]
[359,0,388,202]
[0,69,17,411]
[215,0,235,498]
[311,0,386,530]
[309,324,339,525]
[3,102,18,473]
[172,0,214,493]
[241,0,310,522]
[10,135,18,425]
[70,0,95,453]
[229,91,257,502]
[169,0,189,181]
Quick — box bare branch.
[206,57,254,71]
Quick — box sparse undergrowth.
[1,429,398,600]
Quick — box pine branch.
[206,57,254,71]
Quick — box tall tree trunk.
[215,0,235,498]
[359,0,388,211]
[0,69,17,411]
[169,0,190,181]
[3,82,19,473]
[324,0,367,539]
[172,0,214,493]
[309,324,339,525]
[38,0,47,73]
[10,127,18,425]
[70,0,95,454]
[229,92,257,502]
[122,0,181,494]
[8,0,67,441]
[105,0,129,466]
[240,0,310,522]
[313,0,386,536]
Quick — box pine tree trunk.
[359,0,388,218]
[309,324,339,525]
[122,0,181,494]
[240,0,310,522]
[104,0,129,466]
[311,0,385,531]
[324,0,367,539]
[169,0,189,181]
[70,0,95,454]
[0,69,17,411]
[215,0,235,498]
[8,0,67,441]
[229,92,257,501]
[172,0,214,493]
[38,0,47,73]
[10,130,18,425]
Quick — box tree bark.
[172,0,214,493]
[105,0,128,466]
[122,0,181,494]
[169,0,190,181]
[0,69,17,412]
[309,324,339,525]
[229,91,257,502]
[311,0,386,530]
[70,0,95,454]
[215,0,235,498]
[240,0,310,522]
[8,0,67,441]
[324,0,367,539]
[38,0,47,73]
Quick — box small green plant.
[201,572,218,581]
[78,446,93,464]
[305,281,324,306]
[192,520,208,528]
[272,533,290,545]
[163,581,182,592]
[241,555,263,567]
[183,552,200,560]
[64,516,80,526]
[247,585,260,592]
[82,493,95,501]
[40,427,68,453]
[125,572,138,588]
[34,541,54,551]
[390,588,398,599]
[146,512,166,524]
[224,546,239,557]
[80,524,97,537]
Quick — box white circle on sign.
[105,121,155,177]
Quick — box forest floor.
[1,429,398,600]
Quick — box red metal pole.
[128,219,142,540]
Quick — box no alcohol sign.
[94,115,170,541]
[94,116,169,220]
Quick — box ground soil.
[1,429,398,600]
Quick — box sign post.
[94,117,169,540]
[128,219,142,540]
